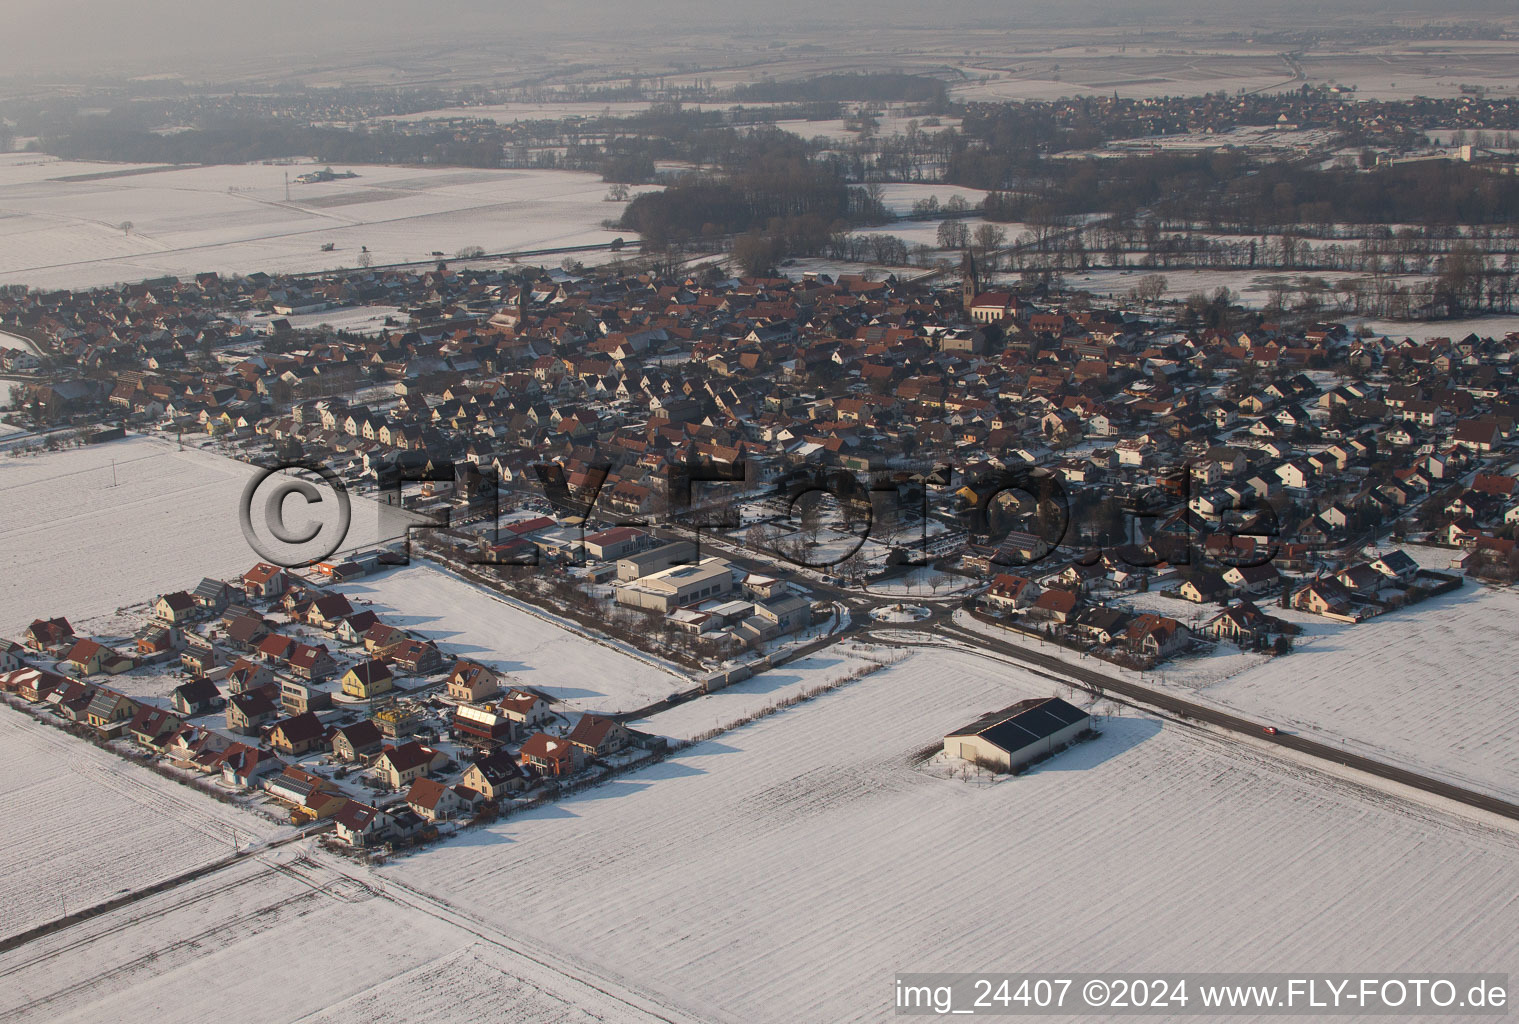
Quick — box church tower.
[961,249,980,315]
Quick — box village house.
[404,777,479,822]
[287,643,338,682]
[226,657,275,693]
[446,660,502,702]
[332,719,384,762]
[983,573,1041,612]
[128,705,181,748]
[1031,588,1078,623]
[268,711,327,755]
[218,743,284,788]
[333,801,393,847]
[567,714,631,760]
[84,689,137,738]
[1203,602,1294,646]
[374,741,446,790]
[341,659,394,700]
[1125,614,1191,658]
[519,732,576,777]
[459,749,531,800]
[24,617,75,653]
[241,562,288,601]
[498,688,553,729]
[63,637,127,676]
[227,689,279,735]
[153,591,198,624]
[280,676,332,715]
[170,677,223,716]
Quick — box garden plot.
[382,647,1519,1023]
[0,155,644,291]
[330,564,685,713]
[0,707,280,937]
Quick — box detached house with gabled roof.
[984,573,1041,611]
[519,732,576,777]
[333,801,393,847]
[341,658,394,700]
[567,714,630,759]
[24,617,74,653]
[153,591,198,624]
[241,562,288,601]
[459,748,531,800]
[227,690,279,735]
[85,689,137,738]
[332,720,384,762]
[63,637,131,676]
[171,677,223,716]
[498,688,552,728]
[404,777,479,822]
[1125,614,1191,658]
[287,643,337,682]
[268,711,327,755]
[446,660,501,703]
[374,741,445,790]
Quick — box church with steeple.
[961,249,980,314]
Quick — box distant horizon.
[6,0,1515,80]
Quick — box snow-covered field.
[1154,583,1519,804]
[1352,314,1519,342]
[368,647,1519,1022]
[0,707,279,937]
[871,182,988,217]
[0,156,645,290]
[4,644,1517,1023]
[0,852,691,1024]
[380,100,657,123]
[0,435,418,635]
[772,115,961,143]
[1066,267,1429,309]
[329,563,686,713]
[633,641,897,742]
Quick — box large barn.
[943,697,1091,771]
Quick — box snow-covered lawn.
[375,647,1519,1023]
[0,156,647,290]
[0,434,418,635]
[0,706,280,937]
[329,563,685,713]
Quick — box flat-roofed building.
[614,557,733,613]
[616,540,697,582]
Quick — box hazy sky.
[8,0,1513,79]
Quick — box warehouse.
[943,697,1091,772]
